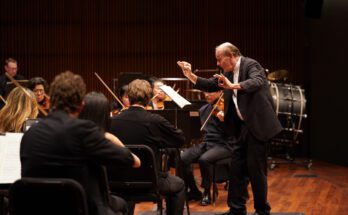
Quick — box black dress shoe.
[200,193,211,206]
[187,190,202,201]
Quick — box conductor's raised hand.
[177,61,192,77]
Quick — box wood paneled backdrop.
[0,0,304,96]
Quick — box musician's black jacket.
[20,110,134,215]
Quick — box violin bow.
[94,72,125,109]
[5,73,48,116]
[200,92,224,131]
[0,95,6,104]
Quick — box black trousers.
[181,144,232,191]
[128,173,185,215]
[227,123,271,215]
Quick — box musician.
[20,71,137,215]
[111,84,130,115]
[0,87,38,132]
[181,90,232,206]
[28,77,50,117]
[147,77,166,110]
[110,79,186,215]
[79,91,140,167]
[178,42,282,215]
[0,58,25,108]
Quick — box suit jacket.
[20,110,134,215]
[195,56,282,141]
[110,106,185,169]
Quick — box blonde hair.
[0,87,39,132]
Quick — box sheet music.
[0,133,23,184]
[160,85,191,109]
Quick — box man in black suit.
[0,58,25,108]
[181,90,232,206]
[110,79,186,215]
[178,42,282,215]
[20,71,139,215]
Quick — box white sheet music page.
[160,85,191,109]
[0,133,23,184]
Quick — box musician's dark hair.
[4,58,17,66]
[49,71,86,113]
[119,84,128,98]
[79,91,110,132]
[127,79,153,106]
[28,77,48,92]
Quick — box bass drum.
[269,83,307,144]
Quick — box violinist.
[110,79,186,215]
[0,87,38,132]
[28,77,50,117]
[0,58,25,108]
[111,84,130,116]
[181,90,233,206]
[147,77,166,110]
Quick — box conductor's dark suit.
[110,106,186,215]
[20,110,135,215]
[195,56,282,215]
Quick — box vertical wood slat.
[0,0,304,98]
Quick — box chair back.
[9,177,88,215]
[107,144,160,202]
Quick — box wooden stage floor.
[134,159,348,215]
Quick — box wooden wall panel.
[0,0,304,98]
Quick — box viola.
[40,96,50,111]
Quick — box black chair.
[107,145,164,215]
[212,157,232,206]
[8,177,88,215]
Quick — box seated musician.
[0,87,38,133]
[20,71,138,215]
[28,77,50,117]
[181,90,232,206]
[0,58,26,108]
[110,79,186,215]
[147,77,167,110]
[79,91,140,167]
[111,84,130,115]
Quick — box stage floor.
[134,159,348,215]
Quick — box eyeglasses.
[33,89,44,93]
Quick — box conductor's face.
[215,50,237,73]
[5,62,18,77]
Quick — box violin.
[212,97,224,117]
[111,106,128,116]
[200,93,224,131]
[39,96,50,112]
